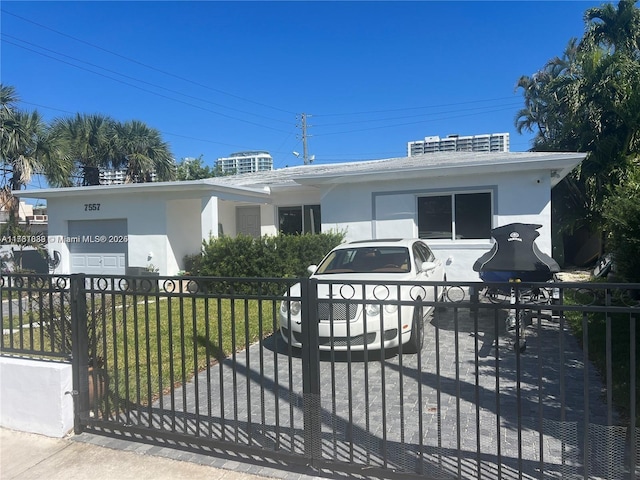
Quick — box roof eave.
[293,154,587,186]
[14,179,271,200]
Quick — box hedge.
[190,231,346,279]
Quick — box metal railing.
[1,273,638,479]
[1,274,72,361]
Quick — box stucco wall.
[319,170,552,281]
[0,357,73,437]
[128,196,167,271]
[40,168,554,281]
[311,182,374,239]
[46,192,188,275]
[166,198,202,274]
[218,199,237,237]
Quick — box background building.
[408,133,509,156]
[98,169,158,185]
[216,151,273,175]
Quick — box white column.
[201,196,219,242]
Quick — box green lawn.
[89,295,279,408]
[2,293,280,409]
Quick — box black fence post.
[70,273,89,434]
[470,283,480,315]
[301,277,322,461]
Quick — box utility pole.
[298,113,313,165]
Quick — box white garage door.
[68,219,127,275]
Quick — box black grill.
[318,332,377,347]
[318,302,359,322]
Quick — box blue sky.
[2,1,603,178]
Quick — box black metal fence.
[1,273,638,479]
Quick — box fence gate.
[72,273,314,469]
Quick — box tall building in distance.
[216,151,274,175]
[98,168,157,185]
[408,133,509,156]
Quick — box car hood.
[285,273,423,301]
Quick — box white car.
[279,239,446,353]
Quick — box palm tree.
[0,85,71,226]
[514,1,640,256]
[111,120,175,183]
[514,38,580,150]
[51,115,175,185]
[583,0,640,55]
[50,113,116,186]
[0,84,17,119]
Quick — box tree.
[1,85,71,226]
[50,113,116,186]
[175,155,217,180]
[514,39,580,149]
[602,166,640,282]
[111,120,175,183]
[515,0,640,240]
[583,0,640,55]
[51,115,175,185]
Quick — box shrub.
[602,167,640,282]
[42,290,110,367]
[196,232,346,279]
[183,252,203,275]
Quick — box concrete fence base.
[0,357,74,437]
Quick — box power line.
[311,102,523,128]
[2,32,527,149]
[313,105,522,137]
[19,98,295,155]
[19,101,75,115]
[2,34,292,128]
[2,9,532,161]
[3,9,529,129]
[2,9,297,115]
[311,96,522,117]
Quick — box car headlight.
[365,304,380,316]
[366,303,399,316]
[281,300,301,316]
[384,304,398,314]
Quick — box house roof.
[214,151,585,189]
[16,151,586,199]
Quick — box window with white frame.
[417,192,491,240]
[278,205,321,235]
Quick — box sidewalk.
[0,428,276,480]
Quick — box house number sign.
[84,203,101,211]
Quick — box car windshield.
[315,247,411,274]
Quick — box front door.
[236,206,261,238]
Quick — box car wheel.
[405,302,424,354]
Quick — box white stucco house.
[16,151,586,281]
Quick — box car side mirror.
[421,261,437,273]
[307,265,318,275]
